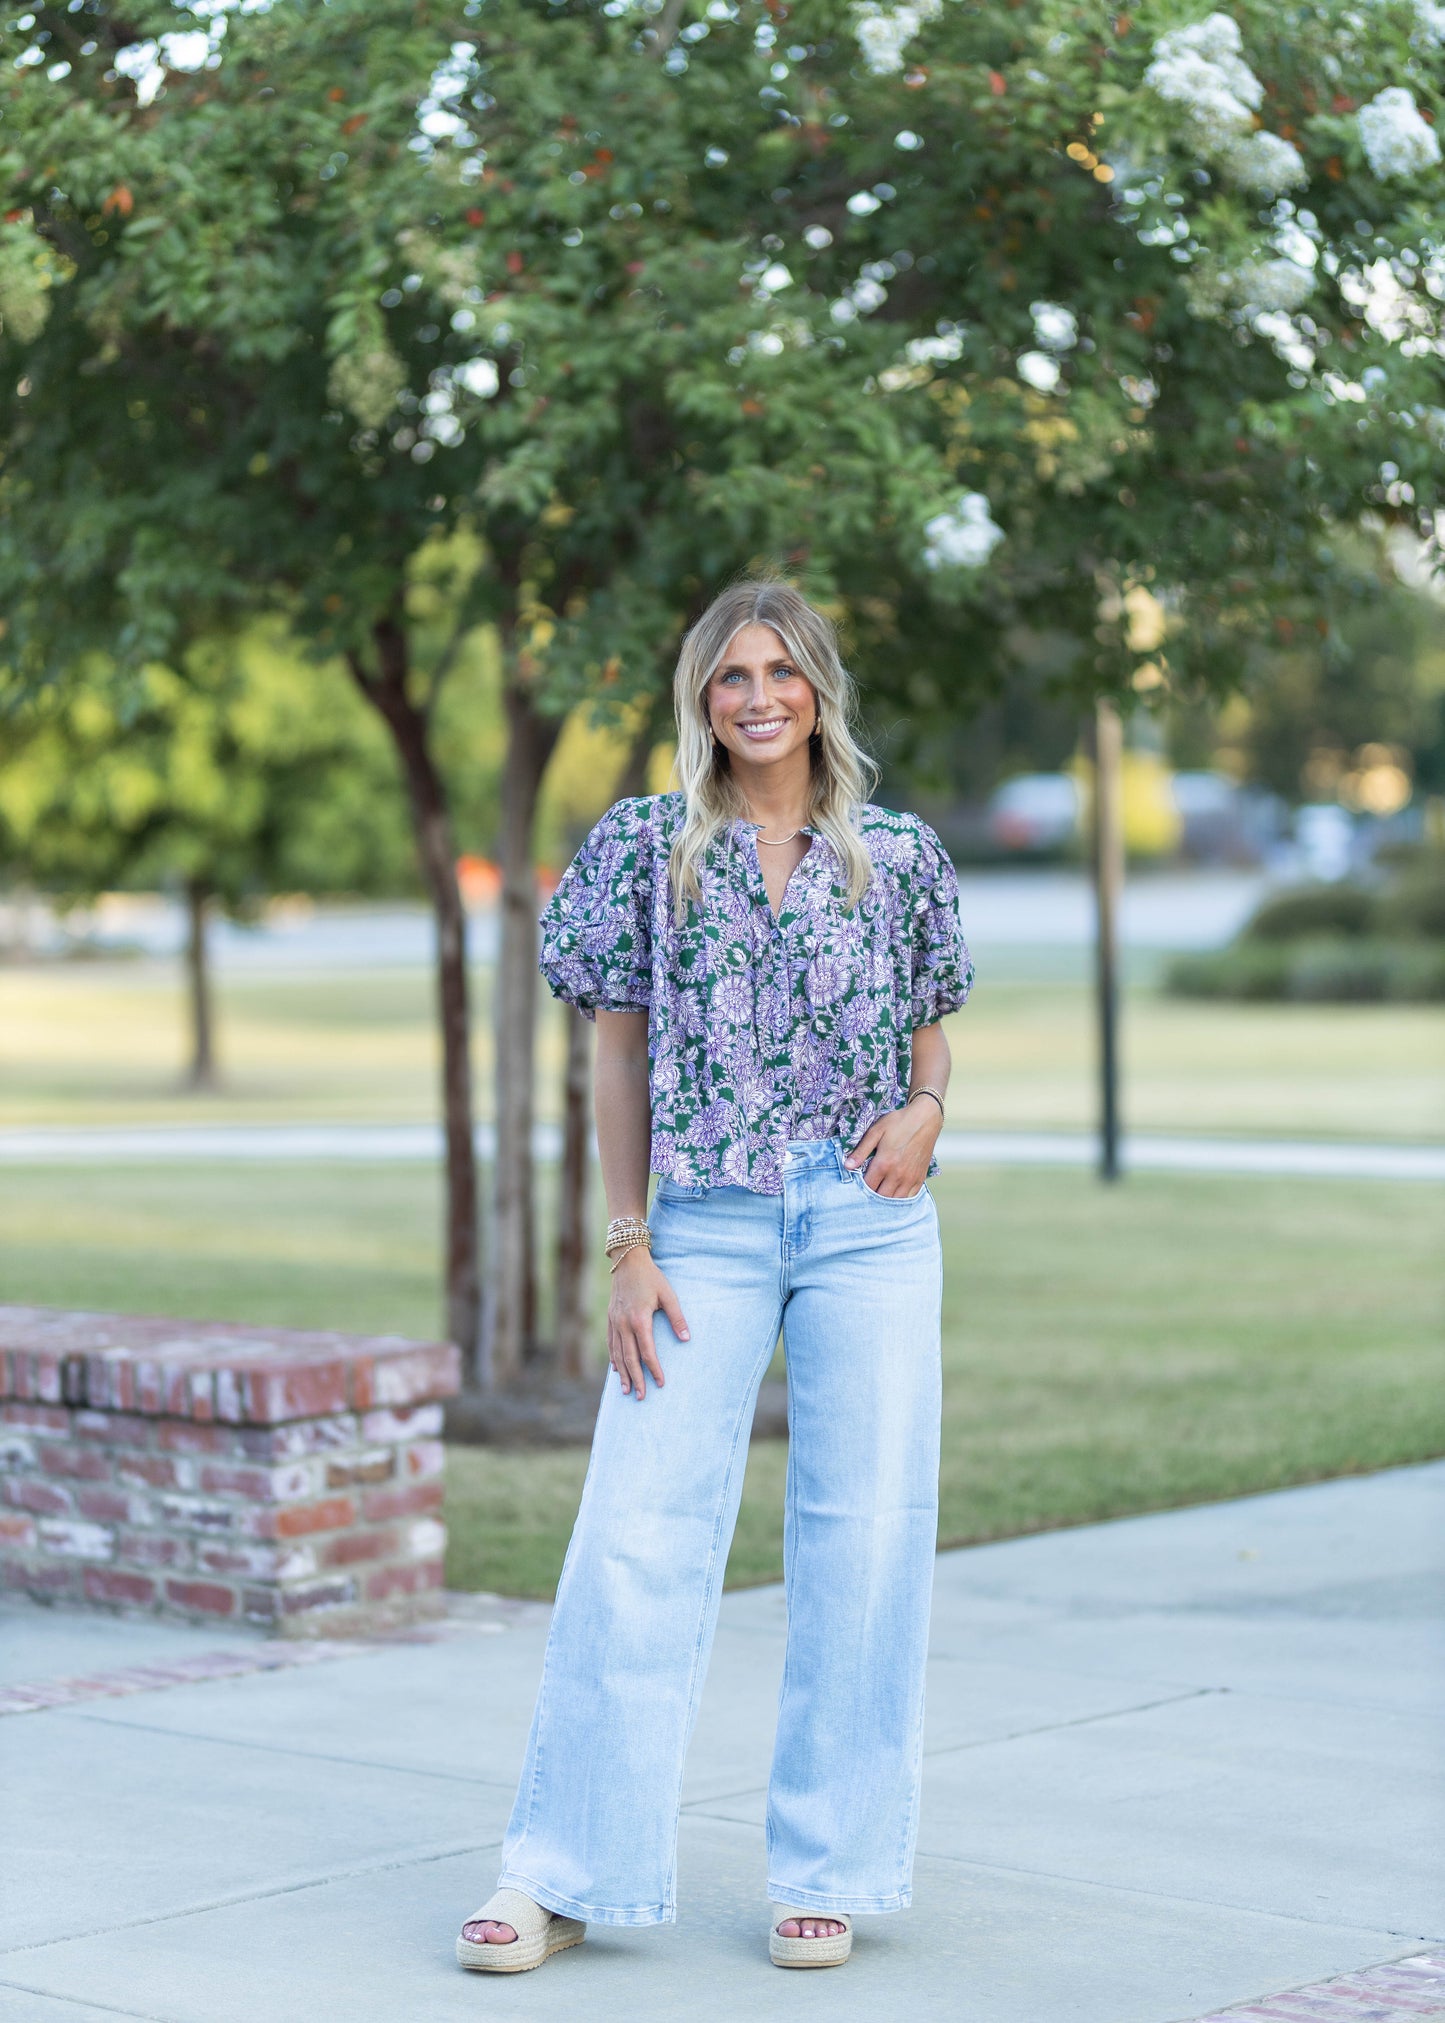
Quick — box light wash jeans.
[495,1135,943,1925]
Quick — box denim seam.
[763,1882,913,1916]
[493,1868,672,1929]
[661,1303,782,1912]
[509,1415,607,1858]
[894,1664,928,1890]
[767,1368,800,1876]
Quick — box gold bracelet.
[908,1085,946,1122]
[607,1230,652,1274]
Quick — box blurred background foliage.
[0,0,1442,1386]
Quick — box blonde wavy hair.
[667,579,878,922]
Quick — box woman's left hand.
[845,1098,941,1197]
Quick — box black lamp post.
[1093,696,1125,1183]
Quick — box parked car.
[986,773,1082,855]
[1294,803,1356,883]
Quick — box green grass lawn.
[2,1161,1439,1598]
[2,957,1442,1139]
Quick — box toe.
[462,1920,517,1944]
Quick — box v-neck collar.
[730,818,827,931]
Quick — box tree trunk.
[348,621,481,1371]
[549,705,662,1376]
[486,679,564,1385]
[554,1005,593,1380]
[182,878,217,1091]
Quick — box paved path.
[2,1121,1442,1182]
[2,1464,1441,2022]
[4,871,1270,968]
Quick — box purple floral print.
[538,792,974,1194]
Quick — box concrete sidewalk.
[3,1121,1443,1181]
[2,1464,1441,2023]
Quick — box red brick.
[115,1531,193,1570]
[234,1360,351,1425]
[361,1404,443,1444]
[133,1360,165,1415]
[39,1443,110,1482]
[197,1463,275,1499]
[280,1576,356,1615]
[38,1517,114,1559]
[242,1585,280,1622]
[114,1453,184,1490]
[84,1568,157,1608]
[154,1494,235,1531]
[73,1409,151,1444]
[83,1355,138,1412]
[320,1526,400,1569]
[167,1364,215,1421]
[195,1542,281,1578]
[365,1557,444,1603]
[323,1450,395,1490]
[352,1343,461,1412]
[5,1477,73,1517]
[4,1560,76,1596]
[155,1422,247,1457]
[361,1481,443,1523]
[0,1512,36,1547]
[164,1578,236,1617]
[0,1402,70,1437]
[268,1494,357,1539]
[76,1487,142,1524]
[403,1439,445,1481]
[241,1417,357,1461]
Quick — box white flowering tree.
[800,0,1443,720]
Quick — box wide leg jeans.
[495,1135,944,1924]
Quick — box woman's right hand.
[607,1248,690,1399]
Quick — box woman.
[457,579,973,1974]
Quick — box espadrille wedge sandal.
[769,1905,853,1969]
[456,1888,586,1974]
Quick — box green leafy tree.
[2,0,1439,1378]
[0,631,415,1083]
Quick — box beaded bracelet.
[606,1227,652,1273]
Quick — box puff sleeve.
[538,798,654,1022]
[908,818,974,1028]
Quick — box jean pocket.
[847,1162,929,1205]
[656,1175,708,1202]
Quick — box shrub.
[1164,945,1294,1000]
[1166,936,1445,1003]
[1384,942,1445,1001]
[1242,884,1374,942]
[1286,938,1395,1002]
[1373,865,1445,942]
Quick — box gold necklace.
[743,811,808,846]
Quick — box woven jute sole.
[769,1911,853,1970]
[456,1919,586,1974]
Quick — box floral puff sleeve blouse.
[538,791,974,1195]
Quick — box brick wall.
[0,1308,462,1636]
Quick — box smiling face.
[705,623,819,775]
